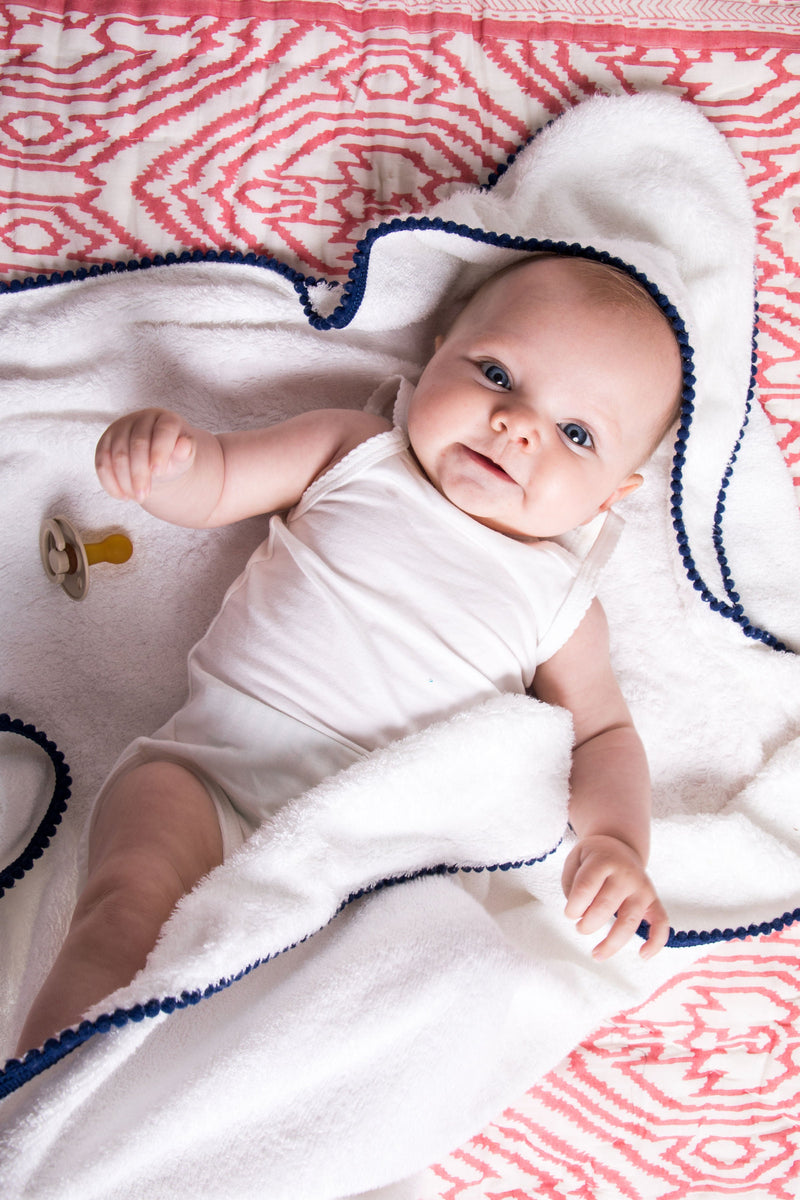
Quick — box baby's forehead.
[476,253,659,313]
[481,257,676,361]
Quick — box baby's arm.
[533,599,670,960]
[95,407,391,527]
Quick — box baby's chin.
[427,464,600,541]
[456,506,548,543]
[462,504,603,542]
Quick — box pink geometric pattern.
[419,932,800,1199]
[1,4,798,485]
[1,3,799,1194]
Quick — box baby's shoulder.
[295,409,397,504]
[325,409,393,466]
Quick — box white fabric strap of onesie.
[536,510,625,664]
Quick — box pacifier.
[40,515,133,601]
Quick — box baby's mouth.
[463,445,514,482]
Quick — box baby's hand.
[562,834,670,961]
[95,408,196,503]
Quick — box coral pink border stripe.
[18,0,800,47]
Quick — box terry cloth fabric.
[1,93,799,1199]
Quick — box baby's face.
[407,256,682,540]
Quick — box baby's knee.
[88,758,224,888]
[75,849,189,936]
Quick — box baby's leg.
[15,760,222,1057]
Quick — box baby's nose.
[496,406,540,448]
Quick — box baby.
[18,252,682,1055]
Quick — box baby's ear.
[433,334,444,351]
[597,473,643,514]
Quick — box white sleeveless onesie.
[104,427,615,854]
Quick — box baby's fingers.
[565,869,630,937]
[95,440,133,501]
[95,436,126,500]
[146,412,194,483]
[588,893,650,960]
[96,410,190,502]
[562,848,619,928]
[562,839,670,961]
[95,411,154,499]
[636,900,671,960]
[125,410,187,500]
[590,894,671,962]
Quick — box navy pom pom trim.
[2,824,798,1101]
[0,714,71,898]
[0,227,792,658]
[1,137,796,1101]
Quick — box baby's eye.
[559,422,594,450]
[481,362,511,390]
